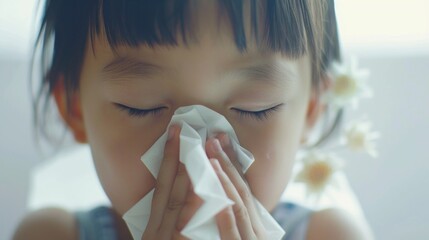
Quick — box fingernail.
[167,125,176,141]
[219,134,230,148]
[211,139,222,152]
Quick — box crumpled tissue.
[123,105,285,240]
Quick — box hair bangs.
[83,0,318,58]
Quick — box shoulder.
[306,208,374,240]
[13,207,78,240]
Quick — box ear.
[53,76,87,143]
[300,75,331,145]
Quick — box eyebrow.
[101,57,163,80]
[101,57,296,86]
[233,61,297,87]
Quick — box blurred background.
[1,0,428,239]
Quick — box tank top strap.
[75,205,119,240]
[271,202,314,240]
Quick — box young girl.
[14,0,373,239]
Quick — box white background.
[1,0,429,239]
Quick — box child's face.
[61,5,318,215]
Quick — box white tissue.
[122,105,285,240]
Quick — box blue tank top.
[75,202,312,240]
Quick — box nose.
[168,79,232,114]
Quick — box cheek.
[236,101,308,211]
[80,87,171,215]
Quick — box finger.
[146,125,180,231]
[211,158,256,240]
[206,135,266,237]
[205,137,247,193]
[214,134,246,184]
[160,162,191,234]
[216,204,241,240]
[172,229,190,240]
[176,190,204,232]
[216,134,245,178]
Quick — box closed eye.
[114,103,166,118]
[232,104,284,121]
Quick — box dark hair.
[33,0,342,148]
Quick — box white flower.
[294,151,344,200]
[341,118,380,158]
[326,56,373,108]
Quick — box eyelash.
[115,103,284,121]
[115,103,166,118]
[232,104,284,121]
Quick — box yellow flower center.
[334,75,357,96]
[348,131,366,150]
[307,161,332,186]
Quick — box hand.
[142,126,266,240]
[142,125,202,240]
[205,134,267,240]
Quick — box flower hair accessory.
[341,117,380,158]
[324,56,373,109]
[294,56,380,202]
[294,151,344,202]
